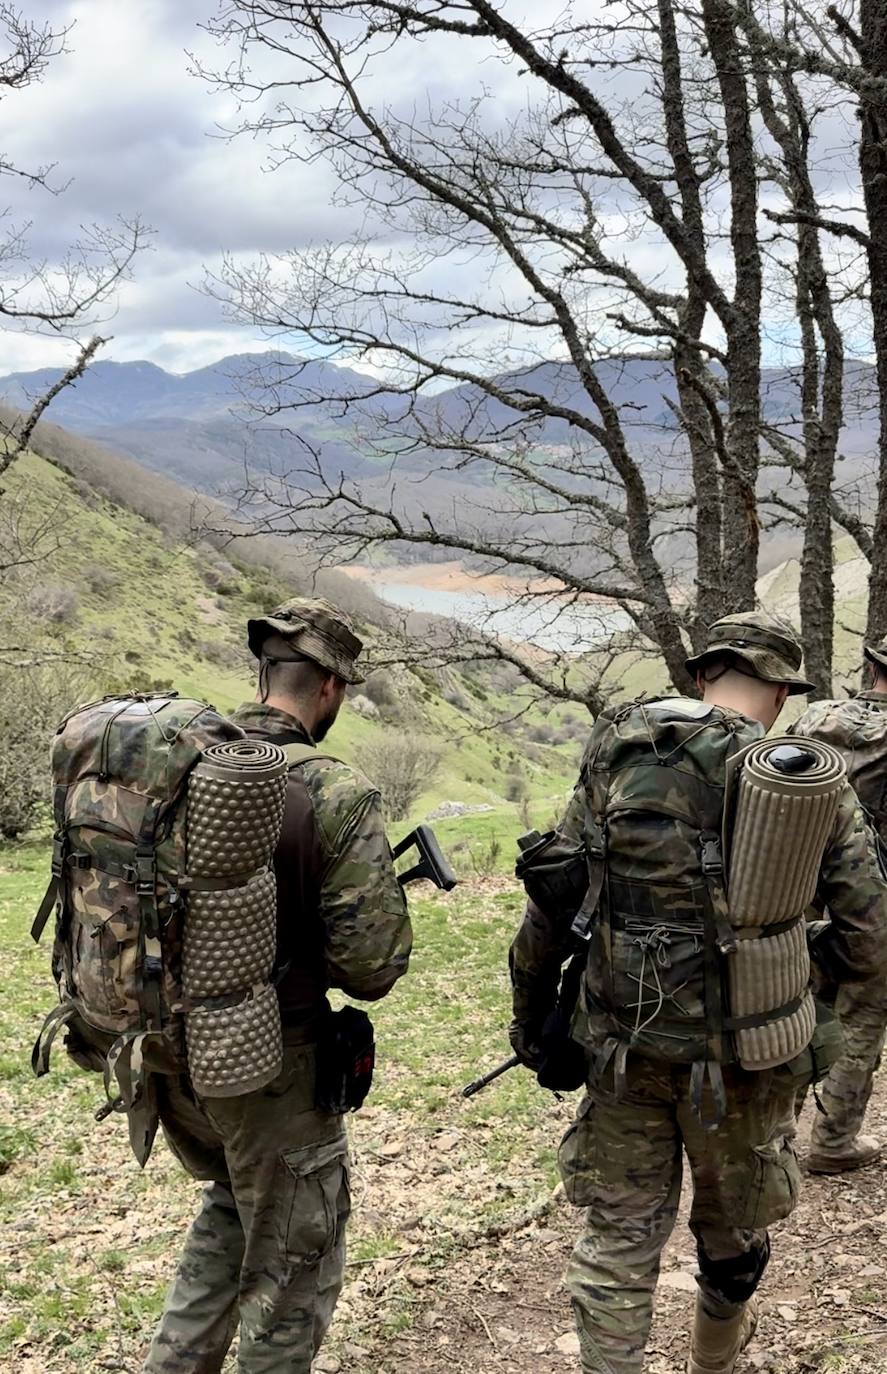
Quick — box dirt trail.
[345,1094,887,1374]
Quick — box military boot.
[687,1296,758,1374]
[807,1134,882,1174]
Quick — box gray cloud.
[0,0,871,380]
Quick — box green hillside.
[0,447,584,863]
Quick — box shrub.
[24,582,80,625]
[0,664,91,840]
[194,637,244,671]
[348,693,380,719]
[83,563,119,595]
[361,671,399,713]
[504,771,528,803]
[356,733,443,821]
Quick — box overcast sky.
[1,0,557,379]
[0,0,357,375]
[0,1,868,381]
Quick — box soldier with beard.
[144,597,412,1374]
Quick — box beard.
[313,702,341,742]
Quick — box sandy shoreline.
[338,559,593,600]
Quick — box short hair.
[264,654,335,700]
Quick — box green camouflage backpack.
[31,693,243,1163]
[790,695,887,841]
[572,695,762,1118]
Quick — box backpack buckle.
[134,853,156,895]
[700,833,723,876]
[50,835,66,878]
[587,818,606,862]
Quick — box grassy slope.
[2,450,582,863]
[0,848,573,1370]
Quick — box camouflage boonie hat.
[247,596,365,685]
[685,610,814,696]
[863,635,887,673]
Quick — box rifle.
[462,1054,520,1098]
[393,825,458,891]
[461,952,587,1098]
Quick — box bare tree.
[199,0,875,702]
[0,7,147,487]
[731,0,887,655]
[356,732,442,821]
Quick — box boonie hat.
[864,634,887,673]
[685,610,814,696]
[247,596,365,685]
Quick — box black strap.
[699,831,736,956]
[724,991,807,1032]
[736,913,804,941]
[571,810,606,941]
[52,849,258,894]
[31,793,70,943]
[134,802,164,1039]
[31,875,59,944]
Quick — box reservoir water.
[375,582,631,652]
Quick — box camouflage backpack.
[31,693,243,1163]
[790,695,887,841]
[571,695,762,1118]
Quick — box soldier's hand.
[508,1019,545,1071]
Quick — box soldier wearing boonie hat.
[685,609,815,695]
[509,605,887,1374]
[786,628,887,1179]
[248,595,367,688]
[144,594,411,1374]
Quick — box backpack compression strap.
[281,742,342,768]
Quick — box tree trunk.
[860,0,887,645]
[702,0,762,613]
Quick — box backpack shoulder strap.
[281,742,342,769]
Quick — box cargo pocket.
[280,1133,351,1267]
[739,1130,801,1230]
[558,1095,598,1208]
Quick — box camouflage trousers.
[142,1041,349,1374]
[559,1054,800,1374]
[809,975,887,1151]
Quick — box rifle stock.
[393,825,458,891]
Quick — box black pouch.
[536,1008,588,1092]
[515,829,587,919]
[315,1006,376,1113]
[536,952,588,1093]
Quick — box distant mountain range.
[0,350,878,499]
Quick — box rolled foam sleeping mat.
[728,737,845,926]
[183,739,288,1098]
[729,924,815,1070]
[726,735,844,1070]
[186,739,289,878]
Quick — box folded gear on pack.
[568,696,845,1124]
[30,693,288,1165]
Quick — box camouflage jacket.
[511,701,887,1041]
[790,691,887,841]
[232,703,412,1026]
